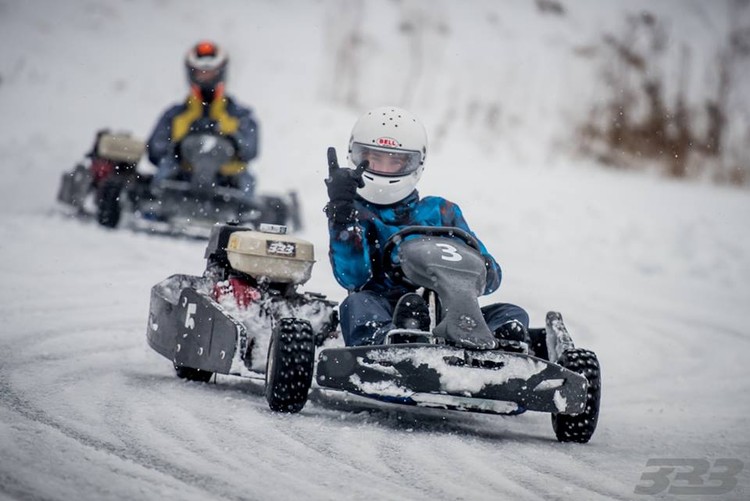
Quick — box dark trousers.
[339,290,529,347]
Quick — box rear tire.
[97,177,124,228]
[551,348,601,443]
[174,365,214,383]
[265,318,315,413]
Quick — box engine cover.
[226,230,314,284]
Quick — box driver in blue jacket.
[147,40,259,198]
[325,106,529,351]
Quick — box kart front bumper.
[315,344,588,415]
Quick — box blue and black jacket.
[146,88,259,175]
[328,191,502,298]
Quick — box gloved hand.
[190,117,218,134]
[171,139,184,161]
[324,147,367,224]
[223,134,239,158]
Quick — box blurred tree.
[578,2,750,186]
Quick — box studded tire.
[97,177,124,228]
[551,348,601,443]
[265,318,315,413]
[174,365,214,383]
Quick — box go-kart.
[313,226,602,443]
[146,222,338,411]
[59,130,301,235]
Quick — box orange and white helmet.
[347,106,428,205]
[185,40,228,91]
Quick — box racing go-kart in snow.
[314,226,602,443]
[146,222,338,411]
[58,130,301,235]
[146,224,600,442]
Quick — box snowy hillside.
[1,1,750,500]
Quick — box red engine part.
[213,276,261,309]
[90,157,114,184]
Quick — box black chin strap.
[200,86,216,103]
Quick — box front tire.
[265,318,315,413]
[551,348,601,443]
[97,177,124,228]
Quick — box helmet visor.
[189,66,224,85]
[350,143,422,177]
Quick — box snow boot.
[494,320,530,354]
[393,293,430,331]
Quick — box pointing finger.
[327,147,339,176]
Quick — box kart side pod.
[226,230,314,284]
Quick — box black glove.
[190,117,218,133]
[324,147,367,224]
[225,133,239,151]
[171,139,183,161]
[219,134,238,158]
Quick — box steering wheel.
[381,225,482,284]
[179,132,236,161]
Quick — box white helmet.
[347,106,428,205]
[185,40,228,92]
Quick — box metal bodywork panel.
[316,344,588,415]
[398,237,496,349]
[57,164,93,210]
[172,288,242,374]
[139,182,253,221]
[147,275,244,374]
[147,273,338,375]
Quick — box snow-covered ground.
[1,1,749,500]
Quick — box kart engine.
[225,229,314,285]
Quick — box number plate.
[266,240,296,257]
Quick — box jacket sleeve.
[229,102,259,163]
[442,201,502,295]
[328,218,373,292]
[146,106,181,166]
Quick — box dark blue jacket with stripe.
[146,91,259,174]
